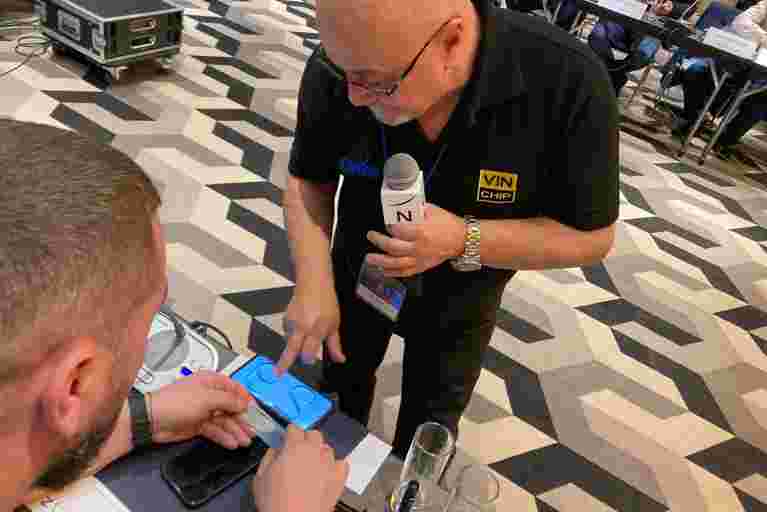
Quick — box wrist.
[450,215,482,272]
[295,261,335,290]
[295,269,336,298]
[128,390,155,449]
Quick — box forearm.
[480,217,615,270]
[283,174,337,289]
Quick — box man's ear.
[39,337,112,439]
[441,17,465,65]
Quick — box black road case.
[35,0,183,68]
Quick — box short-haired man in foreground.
[0,119,348,512]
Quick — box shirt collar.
[461,2,527,126]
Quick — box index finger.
[365,252,416,273]
[276,332,304,375]
[367,231,415,256]
[195,372,253,403]
[389,222,420,242]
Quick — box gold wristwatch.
[451,215,482,272]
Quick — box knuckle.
[286,335,304,348]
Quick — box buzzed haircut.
[0,120,162,383]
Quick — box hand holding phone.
[163,425,349,511]
[163,357,337,509]
[149,371,254,448]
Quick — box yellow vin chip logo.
[477,170,518,204]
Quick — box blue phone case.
[231,356,333,430]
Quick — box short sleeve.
[288,51,347,183]
[546,55,620,232]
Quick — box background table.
[570,0,767,164]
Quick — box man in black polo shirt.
[280,0,619,457]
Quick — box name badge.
[356,260,407,322]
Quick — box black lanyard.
[379,124,449,197]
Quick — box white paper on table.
[27,477,131,512]
[344,434,393,495]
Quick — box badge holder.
[356,260,407,322]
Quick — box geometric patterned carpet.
[2,1,766,510]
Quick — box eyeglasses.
[316,17,455,97]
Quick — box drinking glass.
[386,422,454,511]
[444,465,500,512]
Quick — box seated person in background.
[588,0,692,96]
[548,0,580,29]
[0,119,348,512]
[673,0,767,157]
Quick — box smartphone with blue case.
[231,355,333,430]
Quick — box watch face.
[451,259,482,272]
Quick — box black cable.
[0,33,50,79]
[151,304,187,371]
[189,321,234,350]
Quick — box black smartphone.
[162,436,269,508]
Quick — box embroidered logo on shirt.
[477,170,518,204]
[338,158,381,178]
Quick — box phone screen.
[231,356,333,430]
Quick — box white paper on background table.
[703,27,758,60]
[27,478,130,512]
[593,0,648,20]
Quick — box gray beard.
[369,105,415,127]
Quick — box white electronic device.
[133,308,220,394]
